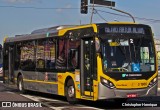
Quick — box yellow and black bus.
[3,22,158,104]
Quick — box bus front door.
[81,38,95,97]
[8,45,15,84]
[3,44,15,84]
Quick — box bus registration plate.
[127,93,137,98]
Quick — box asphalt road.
[1,76,160,110]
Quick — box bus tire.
[66,79,78,104]
[17,75,26,94]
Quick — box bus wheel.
[17,75,26,93]
[66,79,78,104]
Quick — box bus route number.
[138,83,147,86]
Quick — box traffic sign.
[90,0,115,7]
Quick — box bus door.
[4,44,15,84]
[81,38,95,97]
[8,45,15,84]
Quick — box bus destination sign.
[105,27,145,34]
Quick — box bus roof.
[5,25,77,43]
[4,22,150,43]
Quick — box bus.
[0,44,3,75]
[3,22,158,104]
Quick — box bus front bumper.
[98,83,158,100]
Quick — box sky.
[0,0,160,44]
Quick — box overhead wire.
[96,9,160,23]
[94,9,108,22]
[0,5,160,23]
[0,5,79,10]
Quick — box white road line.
[20,94,102,110]
[6,91,15,94]
[35,96,67,103]
[58,106,101,110]
[21,94,59,110]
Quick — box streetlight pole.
[90,0,95,24]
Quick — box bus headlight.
[100,77,115,89]
[148,77,158,87]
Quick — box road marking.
[20,94,102,110]
[21,94,59,110]
[6,91,15,94]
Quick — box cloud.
[3,0,37,3]
[56,4,72,13]
[56,8,63,13]
[66,4,72,8]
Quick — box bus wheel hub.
[19,81,22,91]
[68,86,74,97]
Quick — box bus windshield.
[101,37,155,73]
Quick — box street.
[1,0,160,110]
[0,76,160,110]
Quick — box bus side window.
[56,39,67,70]
[20,41,35,71]
[36,40,45,69]
[15,43,21,70]
[68,40,80,70]
[45,38,56,69]
[69,49,78,69]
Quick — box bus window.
[36,40,45,69]
[56,39,67,70]
[68,40,80,70]
[20,41,35,71]
[15,43,21,70]
[69,49,78,69]
[45,38,56,69]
